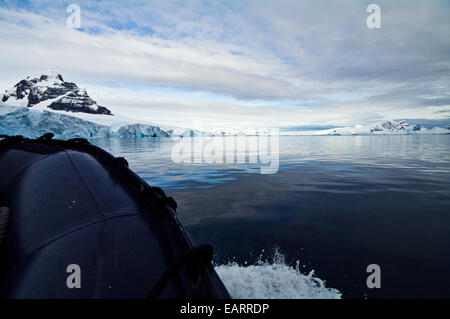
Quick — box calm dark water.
[93,135,450,298]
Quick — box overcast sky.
[0,0,449,129]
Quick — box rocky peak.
[371,120,417,133]
[1,68,112,115]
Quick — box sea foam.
[215,248,342,299]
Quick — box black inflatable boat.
[0,134,230,299]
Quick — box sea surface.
[93,135,450,298]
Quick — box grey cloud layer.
[0,0,449,127]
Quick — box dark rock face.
[371,126,383,132]
[14,80,33,100]
[48,91,111,115]
[371,120,415,133]
[1,70,112,115]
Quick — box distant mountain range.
[319,120,449,135]
[0,69,449,139]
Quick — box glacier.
[0,107,170,139]
[1,107,448,139]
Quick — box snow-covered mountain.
[319,120,449,135]
[370,120,422,133]
[0,68,184,138]
[1,69,448,139]
[0,68,206,139]
[194,121,449,136]
[1,68,112,115]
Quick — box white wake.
[215,248,342,299]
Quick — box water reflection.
[92,135,450,298]
[93,135,450,190]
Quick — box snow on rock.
[370,120,418,133]
[0,107,169,139]
[1,67,112,115]
[321,120,449,135]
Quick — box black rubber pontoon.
[0,134,230,299]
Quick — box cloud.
[0,0,449,128]
[0,5,301,100]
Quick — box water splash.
[215,248,342,299]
